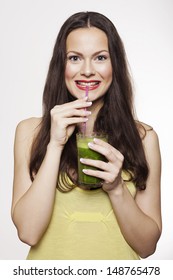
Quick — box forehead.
[66,27,109,52]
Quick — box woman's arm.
[11,98,92,246]
[11,118,63,246]
[82,128,162,258]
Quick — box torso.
[27,172,140,260]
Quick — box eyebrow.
[66,50,109,55]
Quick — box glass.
[76,133,108,188]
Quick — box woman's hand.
[49,97,92,149]
[80,137,124,192]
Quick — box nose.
[80,59,96,77]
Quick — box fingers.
[81,158,121,184]
[53,98,92,111]
[73,98,92,109]
[82,168,111,182]
[51,99,92,119]
[51,108,91,119]
[63,117,89,126]
[80,139,124,185]
[88,139,124,163]
[80,158,108,171]
[50,111,90,128]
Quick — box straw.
[82,85,89,135]
[85,84,89,99]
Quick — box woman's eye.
[68,55,80,61]
[96,55,107,61]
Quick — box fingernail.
[80,158,85,162]
[87,101,92,106]
[93,138,98,143]
[86,111,91,115]
[82,169,88,173]
[88,142,94,148]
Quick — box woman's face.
[65,27,113,102]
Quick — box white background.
[0,0,172,260]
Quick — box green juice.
[76,134,107,187]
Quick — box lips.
[75,80,100,91]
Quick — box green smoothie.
[76,133,108,187]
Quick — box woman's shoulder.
[136,121,154,138]
[136,121,160,151]
[15,117,42,143]
[136,121,153,135]
[16,117,42,131]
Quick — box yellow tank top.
[27,172,139,260]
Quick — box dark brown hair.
[30,11,149,191]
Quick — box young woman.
[11,11,162,259]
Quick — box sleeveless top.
[27,171,140,260]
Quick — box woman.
[11,11,162,259]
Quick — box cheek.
[65,64,78,94]
[65,66,72,80]
[65,63,79,80]
[99,64,112,81]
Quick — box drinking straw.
[83,85,89,135]
[85,84,89,99]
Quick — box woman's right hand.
[49,97,92,149]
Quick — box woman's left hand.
[80,137,124,192]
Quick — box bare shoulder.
[136,121,159,147]
[16,117,42,138]
[14,117,42,159]
[15,117,42,145]
[136,121,153,136]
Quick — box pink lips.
[75,80,100,91]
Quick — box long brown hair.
[30,11,149,191]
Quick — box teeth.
[77,81,99,86]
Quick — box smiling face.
[65,27,113,103]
